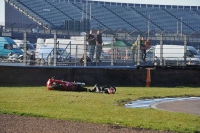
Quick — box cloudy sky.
[90,0,200,6]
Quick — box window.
[160,5,165,9]
[4,44,11,50]
[99,2,104,5]
[147,4,153,8]
[188,47,200,56]
[27,44,35,50]
[166,5,171,9]
[128,4,133,7]
[191,6,197,10]
[178,6,183,9]
[10,44,19,49]
[105,2,110,5]
[146,47,154,59]
[122,3,127,7]
[141,4,146,8]
[184,6,190,9]
[93,1,98,4]
[111,2,116,5]
[154,5,159,8]
[186,50,193,57]
[135,4,140,8]
[172,5,177,9]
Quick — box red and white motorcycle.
[46,77,87,92]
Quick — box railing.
[0,30,200,67]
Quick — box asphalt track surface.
[0,99,199,133]
[152,99,200,116]
[125,97,200,117]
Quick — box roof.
[89,0,200,6]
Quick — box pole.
[148,15,150,38]
[177,21,178,34]
[90,2,91,21]
[53,33,57,66]
[75,45,78,66]
[184,35,187,65]
[82,4,84,19]
[146,68,154,87]
[84,34,87,66]
[86,0,88,32]
[23,31,27,66]
[82,4,84,32]
[111,35,114,66]
[137,35,140,66]
[181,17,182,36]
[160,35,163,66]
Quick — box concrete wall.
[0,66,200,87]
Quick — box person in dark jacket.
[96,30,103,62]
[87,30,96,61]
[80,54,91,64]
[140,36,146,62]
[29,51,35,65]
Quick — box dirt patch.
[0,114,175,133]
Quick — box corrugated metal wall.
[5,2,38,28]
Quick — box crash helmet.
[51,77,55,81]
[107,86,116,94]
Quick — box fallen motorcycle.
[46,77,87,92]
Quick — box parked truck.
[146,45,200,66]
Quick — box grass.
[0,86,200,133]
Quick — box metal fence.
[0,29,200,67]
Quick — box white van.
[13,39,36,54]
[146,45,200,65]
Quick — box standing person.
[145,38,151,50]
[96,30,103,62]
[131,39,138,62]
[29,51,35,65]
[87,30,96,61]
[140,36,146,62]
[80,54,91,64]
